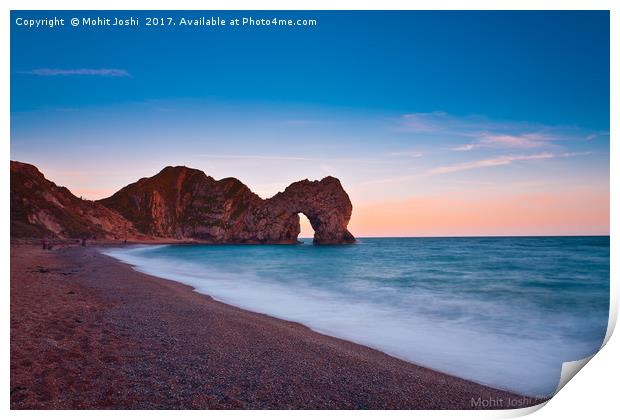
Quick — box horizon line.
[300,234,610,239]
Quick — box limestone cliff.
[11,162,355,244]
[98,166,355,244]
[10,161,141,240]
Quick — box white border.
[2,1,616,419]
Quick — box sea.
[102,236,609,397]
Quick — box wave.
[101,238,609,397]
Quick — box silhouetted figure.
[81,237,86,247]
[41,238,47,250]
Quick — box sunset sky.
[11,11,609,236]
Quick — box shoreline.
[101,243,543,397]
[11,242,547,409]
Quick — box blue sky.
[11,11,609,127]
[10,11,610,235]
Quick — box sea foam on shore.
[102,237,609,396]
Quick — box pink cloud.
[430,153,556,175]
[385,150,424,158]
[453,133,554,151]
[452,144,477,151]
[480,133,552,148]
[395,112,600,154]
[430,151,591,175]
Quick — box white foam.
[102,245,589,397]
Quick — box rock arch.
[265,177,356,244]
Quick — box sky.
[10,11,610,236]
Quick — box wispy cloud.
[22,68,131,77]
[430,152,590,175]
[197,154,382,164]
[198,154,312,161]
[585,131,609,141]
[452,133,554,151]
[384,150,424,158]
[279,119,322,126]
[396,112,540,136]
[451,144,477,151]
[359,173,419,187]
[397,112,447,133]
[394,112,595,153]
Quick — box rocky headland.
[10,161,355,244]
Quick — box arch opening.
[297,212,315,243]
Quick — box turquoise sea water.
[103,236,609,396]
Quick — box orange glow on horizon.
[61,172,609,238]
[341,190,609,237]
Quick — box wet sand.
[10,243,545,409]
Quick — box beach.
[10,242,543,409]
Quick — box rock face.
[264,177,355,244]
[10,161,141,240]
[11,161,355,244]
[99,166,356,244]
